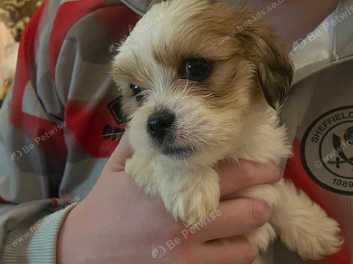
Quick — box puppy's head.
[112,0,293,163]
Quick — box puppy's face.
[112,0,292,164]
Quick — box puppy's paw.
[173,188,219,226]
[246,222,276,253]
[166,169,220,226]
[284,214,342,260]
[267,179,343,260]
[125,154,156,194]
[277,200,342,260]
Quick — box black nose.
[147,109,176,143]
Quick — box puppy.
[112,0,342,261]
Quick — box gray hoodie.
[0,0,352,263]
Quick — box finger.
[106,133,134,172]
[217,160,282,198]
[194,198,271,242]
[196,236,258,264]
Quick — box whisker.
[180,79,191,97]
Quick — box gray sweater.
[1,0,353,263]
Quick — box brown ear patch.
[255,34,293,109]
[190,1,293,109]
[233,21,293,109]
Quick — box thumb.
[105,132,134,172]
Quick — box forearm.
[242,0,340,47]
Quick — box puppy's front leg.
[240,179,342,260]
[165,167,220,226]
[126,155,220,226]
[238,185,279,253]
[125,153,157,195]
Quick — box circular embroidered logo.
[301,106,353,195]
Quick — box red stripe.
[11,2,47,127]
[49,0,107,79]
[93,4,140,41]
[65,99,125,158]
[284,139,334,208]
[10,1,67,162]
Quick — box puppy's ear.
[238,29,293,109]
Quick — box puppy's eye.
[130,84,145,103]
[180,58,212,82]
[130,84,143,95]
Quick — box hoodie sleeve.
[0,0,139,263]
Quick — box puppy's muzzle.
[147,108,194,157]
[147,108,176,144]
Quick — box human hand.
[57,134,281,264]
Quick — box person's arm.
[239,0,340,48]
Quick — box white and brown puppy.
[112,0,342,261]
